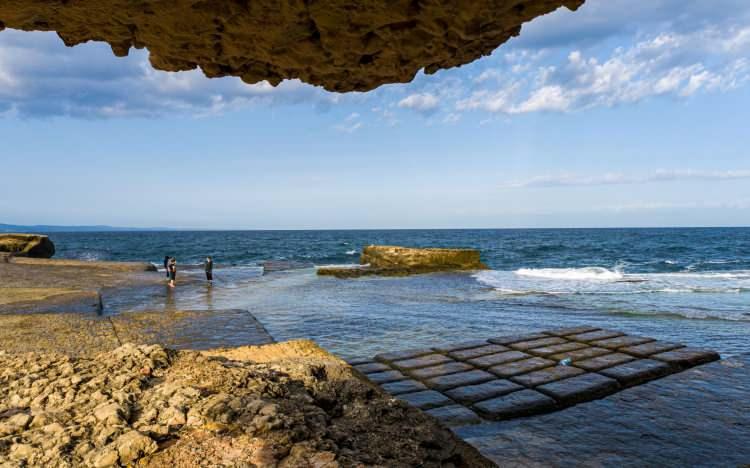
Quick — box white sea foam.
[515,267,624,281]
[346,250,357,255]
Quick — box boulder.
[318,245,488,278]
[0,234,55,258]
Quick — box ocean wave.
[515,267,624,281]
[346,250,358,255]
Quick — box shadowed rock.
[0,0,584,92]
[0,234,55,258]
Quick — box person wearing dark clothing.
[168,258,177,287]
[163,256,171,278]
[204,256,213,282]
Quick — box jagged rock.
[0,0,584,92]
[0,234,55,258]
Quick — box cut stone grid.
[359,327,720,428]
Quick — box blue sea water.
[50,228,750,358]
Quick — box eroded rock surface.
[0,0,584,91]
[0,234,55,258]
[0,341,494,467]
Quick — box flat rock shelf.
[350,327,720,428]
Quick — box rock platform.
[351,327,720,427]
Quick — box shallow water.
[50,228,750,359]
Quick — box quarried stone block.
[467,351,530,368]
[375,347,434,363]
[366,369,407,384]
[426,405,481,426]
[380,379,428,395]
[392,353,453,370]
[620,341,685,358]
[408,361,473,379]
[527,341,588,357]
[590,335,655,350]
[509,337,567,351]
[473,389,557,420]
[568,329,625,343]
[489,357,555,378]
[354,362,391,374]
[448,344,509,360]
[551,346,610,362]
[652,347,720,370]
[574,353,635,372]
[543,326,600,337]
[445,379,524,404]
[537,373,620,405]
[488,333,549,346]
[432,340,489,353]
[398,390,453,409]
[510,365,585,387]
[425,370,496,391]
[599,359,674,387]
[348,358,374,366]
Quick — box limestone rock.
[0,234,55,258]
[0,0,584,92]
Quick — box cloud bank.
[505,169,750,188]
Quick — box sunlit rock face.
[0,0,584,92]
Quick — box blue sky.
[1,0,749,229]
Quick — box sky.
[1,0,749,229]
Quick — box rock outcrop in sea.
[0,234,55,258]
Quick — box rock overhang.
[0,0,585,92]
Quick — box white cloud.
[504,169,750,188]
[397,92,440,114]
[333,112,363,133]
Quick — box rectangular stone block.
[489,357,555,378]
[551,346,610,362]
[445,379,524,404]
[380,379,428,396]
[473,389,557,420]
[432,340,489,353]
[537,373,620,405]
[528,341,589,357]
[425,370,496,391]
[574,353,635,372]
[468,351,530,368]
[488,333,549,346]
[348,358,374,366]
[510,365,585,387]
[375,347,434,363]
[599,359,674,387]
[425,405,481,427]
[366,370,407,384]
[354,362,391,374]
[408,361,473,380]
[568,329,625,343]
[508,337,567,351]
[398,390,454,410]
[392,353,453,370]
[590,335,655,350]
[620,341,685,358]
[448,344,509,361]
[651,347,720,370]
[543,326,600,337]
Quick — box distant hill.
[0,223,173,233]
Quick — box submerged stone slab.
[620,341,685,358]
[551,346,610,362]
[537,373,620,405]
[433,340,489,353]
[590,335,655,350]
[448,344,509,361]
[509,337,567,351]
[392,353,453,370]
[488,333,549,346]
[528,341,589,357]
[408,361,474,380]
[599,359,674,387]
[489,357,555,378]
[398,390,454,410]
[652,347,721,370]
[426,405,482,427]
[473,389,557,420]
[425,370,496,391]
[375,347,434,364]
[574,353,635,372]
[510,365,585,387]
[568,329,625,343]
[467,351,530,368]
[366,370,408,384]
[380,379,428,396]
[445,380,524,404]
[543,326,600,337]
[355,362,391,374]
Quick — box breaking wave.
[515,267,624,281]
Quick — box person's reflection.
[165,282,175,311]
[205,281,214,311]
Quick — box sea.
[50,228,750,359]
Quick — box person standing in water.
[168,257,177,287]
[204,256,214,282]
[163,256,171,278]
